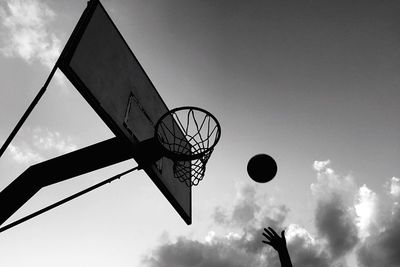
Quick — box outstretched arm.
[262,227,293,267]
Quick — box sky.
[0,0,399,266]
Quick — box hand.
[262,227,287,252]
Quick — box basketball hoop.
[155,106,221,186]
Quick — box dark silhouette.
[262,227,293,267]
[0,137,133,228]
[247,154,278,183]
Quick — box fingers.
[268,227,279,237]
[262,232,272,242]
[263,227,286,241]
[263,228,274,241]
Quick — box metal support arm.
[0,137,133,226]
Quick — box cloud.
[311,160,359,258]
[311,162,400,266]
[285,224,331,267]
[0,0,62,81]
[356,210,400,267]
[311,160,356,203]
[354,185,378,240]
[213,207,228,225]
[314,198,359,258]
[212,184,261,228]
[32,127,76,153]
[231,185,261,227]
[356,177,400,267]
[143,161,400,267]
[7,127,76,164]
[143,236,265,267]
[212,184,288,231]
[313,159,331,172]
[144,183,336,267]
[389,177,400,198]
[7,143,43,164]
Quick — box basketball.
[247,154,277,183]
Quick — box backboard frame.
[58,0,191,224]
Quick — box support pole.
[0,166,139,233]
[0,63,58,158]
[0,137,133,226]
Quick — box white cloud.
[7,127,77,164]
[354,185,377,240]
[311,160,359,258]
[231,184,260,227]
[356,180,400,266]
[7,143,43,164]
[311,160,356,204]
[312,162,400,266]
[205,231,216,243]
[144,163,400,267]
[285,224,315,245]
[145,183,334,267]
[389,177,400,198]
[285,224,330,267]
[0,0,62,77]
[32,127,76,153]
[144,235,266,267]
[313,160,331,172]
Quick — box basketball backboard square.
[58,0,191,224]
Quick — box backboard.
[58,0,191,224]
